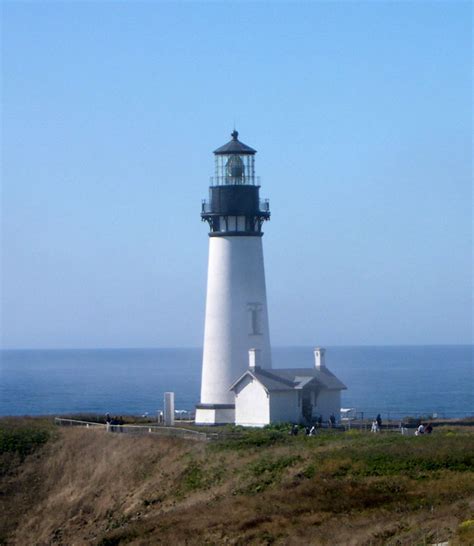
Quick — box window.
[247,303,262,335]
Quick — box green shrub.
[249,455,301,477]
[181,461,205,491]
[214,428,289,450]
[0,419,54,476]
[458,519,474,543]
[177,459,226,494]
[263,422,293,432]
[0,426,51,458]
[242,455,302,494]
[301,463,316,479]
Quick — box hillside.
[1,418,473,545]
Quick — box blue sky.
[1,1,472,349]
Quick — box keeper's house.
[230,347,346,427]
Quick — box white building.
[195,132,346,426]
[230,348,346,427]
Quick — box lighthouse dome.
[213,130,257,155]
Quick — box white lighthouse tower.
[195,131,272,425]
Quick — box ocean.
[0,345,472,420]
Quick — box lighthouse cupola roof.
[213,130,257,155]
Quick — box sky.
[1,1,472,349]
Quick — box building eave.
[229,370,260,392]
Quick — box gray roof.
[230,366,347,393]
[214,130,257,155]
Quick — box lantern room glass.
[214,154,255,185]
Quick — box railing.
[201,198,270,214]
[55,418,103,428]
[209,176,261,186]
[54,418,208,442]
[340,409,474,422]
[341,421,414,434]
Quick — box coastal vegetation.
[0,418,473,545]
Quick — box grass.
[307,433,474,478]
[1,417,473,545]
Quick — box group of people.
[415,422,433,436]
[289,424,318,436]
[311,414,336,428]
[371,413,383,433]
[370,413,434,436]
[289,416,337,437]
[105,413,125,432]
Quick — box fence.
[341,422,414,435]
[340,409,474,423]
[54,418,208,442]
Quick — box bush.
[214,428,290,450]
[458,519,474,543]
[248,455,301,477]
[181,461,205,491]
[263,422,293,432]
[0,418,54,476]
[241,455,302,494]
[0,423,51,458]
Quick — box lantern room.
[201,130,270,235]
[212,130,257,186]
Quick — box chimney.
[249,348,261,369]
[314,347,326,369]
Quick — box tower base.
[195,403,235,425]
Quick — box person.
[105,413,111,433]
[309,425,317,436]
[376,414,382,428]
[425,423,433,434]
[415,423,425,436]
[371,420,379,433]
[110,417,118,433]
[329,414,336,427]
[291,424,299,436]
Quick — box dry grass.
[1,419,473,545]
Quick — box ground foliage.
[0,418,473,545]
[0,418,55,476]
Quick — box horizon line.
[1,343,473,352]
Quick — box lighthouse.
[195,130,272,425]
